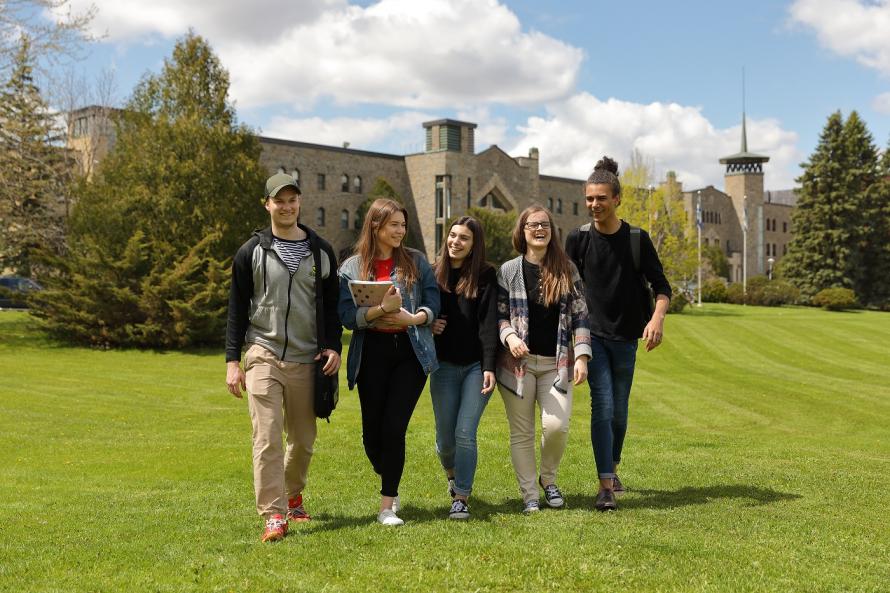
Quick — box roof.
[257,136,405,161]
[421,119,478,129]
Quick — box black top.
[565,220,671,341]
[522,258,559,357]
[434,265,499,371]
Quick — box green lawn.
[1,305,888,593]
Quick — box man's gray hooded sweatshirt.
[226,225,342,363]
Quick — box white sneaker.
[392,495,401,513]
[377,509,404,526]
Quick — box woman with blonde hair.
[496,205,591,513]
[338,198,440,526]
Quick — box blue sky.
[49,0,890,191]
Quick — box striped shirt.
[272,236,310,274]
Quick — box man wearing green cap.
[225,173,342,542]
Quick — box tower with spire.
[719,87,769,275]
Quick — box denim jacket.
[338,249,440,389]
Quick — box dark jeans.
[357,331,427,497]
[587,335,637,480]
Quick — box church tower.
[719,111,769,275]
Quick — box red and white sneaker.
[262,514,288,542]
[287,495,311,522]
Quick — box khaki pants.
[499,355,572,504]
[244,344,317,518]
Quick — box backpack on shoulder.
[574,222,655,320]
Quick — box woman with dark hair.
[429,216,498,520]
[338,198,440,526]
[496,205,592,514]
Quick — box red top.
[371,258,404,334]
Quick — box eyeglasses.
[524,221,551,230]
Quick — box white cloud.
[508,93,802,190]
[61,0,583,110]
[872,91,890,113]
[789,0,890,75]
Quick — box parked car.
[0,276,42,309]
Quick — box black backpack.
[573,223,655,320]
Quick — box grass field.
[1,304,889,593]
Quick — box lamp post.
[767,257,775,281]
[742,194,748,297]
[696,191,702,307]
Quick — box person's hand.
[315,349,341,376]
[506,334,529,359]
[380,308,426,327]
[226,361,246,398]
[573,356,588,386]
[481,370,496,394]
[431,316,447,335]
[642,316,665,352]
[381,285,402,313]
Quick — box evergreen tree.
[0,35,69,277]
[858,140,890,307]
[783,112,856,299]
[31,32,267,348]
[784,111,883,303]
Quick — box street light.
[767,257,775,281]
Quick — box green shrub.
[727,282,745,304]
[668,289,689,314]
[812,287,858,311]
[701,278,728,303]
[757,280,801,307]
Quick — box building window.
[353,176,362,193]
[340,209,349,229]
[704,237,709,246]
[341,174,349,192]
[354,210,361,230]
[291,168,300,183]
[317,174,326,191]
[715,239,720,247]
[783,244,787,255]
[439,125,461,151]
[316,207,325,227]
[547,197,553,210]
[467,178,472,209]
[573,201,579,215]
[556,199,563,214]
[783,221,788,233]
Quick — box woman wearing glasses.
[496,205,592,514]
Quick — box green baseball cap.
[265,173,301,198]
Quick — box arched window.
[341,174,349,192]
[354,176,362,193]
[291,168,300,183]
[316,207,325,227]
[340,209,349,229]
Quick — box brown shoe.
[594,489,617,512]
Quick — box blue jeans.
[588,336,637,480]
[429,361,491,496]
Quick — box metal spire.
[741,67,748,153]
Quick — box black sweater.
[565,221,672,341]
[434,265,499,372]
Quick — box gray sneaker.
[539,478,565,508]
[449,499,470,520]
[523,500,540,514]
[594,489,617,512]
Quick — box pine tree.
[0,34,69,277]
[31,32,267,347]
[783,112,857,299]
[858,140,890,308]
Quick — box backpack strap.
[310,240,326,353]
[576,222,591,273]
[630,226,641,273]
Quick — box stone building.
[67,107,795,281]
[681,115,795,282]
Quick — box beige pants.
[499,354,572,504]
[244,344,317,518]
